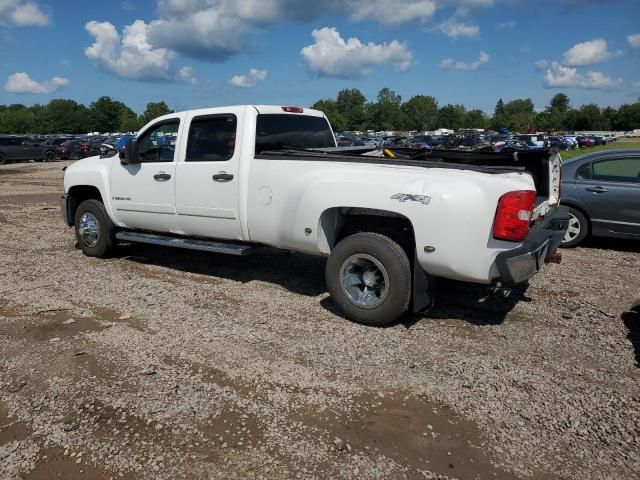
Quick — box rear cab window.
[255,114,335,155]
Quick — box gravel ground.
[1,161,639,480]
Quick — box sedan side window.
[137,121,180,163]
[576,163,592,180]
[592,158,640,183]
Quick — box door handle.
[154,173,171,181]
[585,186,608,193]
[212,173,234,182]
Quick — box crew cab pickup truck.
[61,105,568,326]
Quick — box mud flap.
[412,250,434,313]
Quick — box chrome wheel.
[563,213,581,244]
[78,212,100,247]
[339,254,389,309]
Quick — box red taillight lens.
[281,106,303,113]
[493,190,537,242]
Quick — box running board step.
[115,232,254,256]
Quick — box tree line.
[312,89,640,133]
[1,91,639,135]
[0,97,172,134]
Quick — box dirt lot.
[1,161,639,480]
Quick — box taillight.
[281,106,304,113]
[493,190,537,242]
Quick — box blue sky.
[0,0,638,115]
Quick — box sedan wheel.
[561,208,588,248]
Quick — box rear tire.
[561,208,588,248]
[326,232,411,327]
[44,151,56,162]
[74,199,115,258]
[0,153,6,165]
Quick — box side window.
[575,162,592,180]
[21,138,34,146]
[137,120,180,163]
[592,158,640,183]
[186,115,237,162]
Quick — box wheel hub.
[563,213,581,243]
[78,213,100,247]
[339,254,389,309]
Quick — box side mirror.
[120,138,140,165]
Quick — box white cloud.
[439,17,479,38]
[0,0,48,26]
[4,72,68,94]
[562,39,617,66]
[496,20,516,30]
[177,66,198,86]
[534,59,549,70]
[301,27,412,79]
[349,0,436,25]
[628,33,640,48]
[84,20,196,84]
[229,68,268,88]
[439,51,489,70]
[544,62,622,89]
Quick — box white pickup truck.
[61,105,568,326]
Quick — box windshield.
[255,114,336,154]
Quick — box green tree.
[544,93,571,131]
[311,99,346,132]
[0,105,36,133]
[87,96,125,132]
[335,89,366,131]
[463,109,489,129]
[139,101,172,126]
[39,99,88,133]
[401,95,438,131]
[438,104,466,130]
[502,98,536,131]
[369,88,403,131]
[613,103,640,130]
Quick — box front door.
[175,110,243,240]
[110,118,182,233]
[577,156,640,236]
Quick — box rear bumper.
[495,206,569,284]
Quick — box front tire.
[0,153,6,165]
[74,199,115,258]
[561,208,588,248]
[326,232,411,327]
[44,151,56,162]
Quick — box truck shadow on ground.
[123,244,526,327]
[621,309,640,368]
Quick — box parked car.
[56,140,87,160]
[575,136,595,148]
[60,105,566,326]
[560,150,640,247]
[410,135,435,149]
[563,136,579,150]
[0,135,57,164]
[516,134,545,150]
[546,136,569,150]
[587,135,607,146]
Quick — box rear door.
[175,108,244,240]
[577,155,640,236]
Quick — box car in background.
[546,136,569,150]
[56,139,88,160]
[410,135,435,149]
[563,136,578,150]
[560,150,640,247]
[515,134,545,150]
[587,135,607,146]
[0,135,57,164]
[575,135,595,148]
